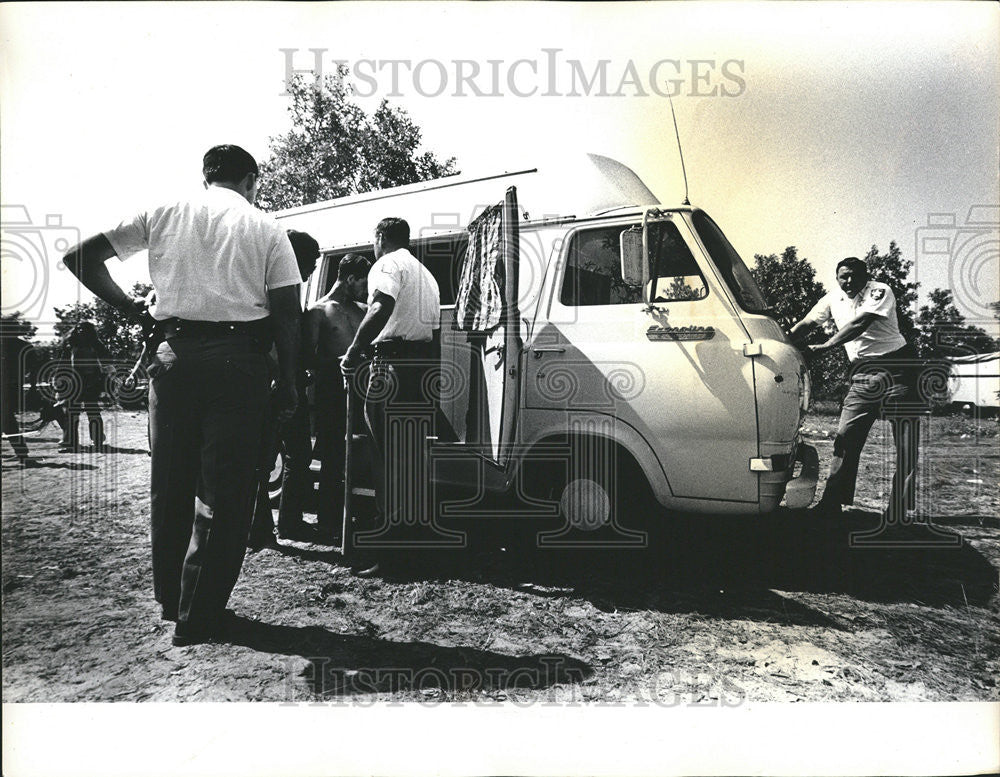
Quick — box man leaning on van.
[789,256,921,526]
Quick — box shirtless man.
[303,253,371,531]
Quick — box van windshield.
[690,210,770,315]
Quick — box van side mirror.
[620,227,645,286]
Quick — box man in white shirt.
[341,218,440,559]
[64,145,302,646]
[790,256,921,523]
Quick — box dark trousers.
[247,398,281,545]
[362,352,436,540]
[65,398,104,448]
[314,367,347,529]
[822,344,922,516]
[275,395,315,531]
[62,364,105,448]
[149,335,269,625]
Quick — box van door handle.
[532,346,566,359]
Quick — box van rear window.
[321,238,466,306]
[414,236,467,307]
[319,250,376,297]
[560,223,707,306]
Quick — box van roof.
[274,153,671,251]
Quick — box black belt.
[161,318,271,339]
[851,343,917,371]
[372,338,432,359]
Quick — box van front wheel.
[559,476,613,532]
[521,439,653,548]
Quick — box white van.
[275,155,817,538]
[948,352,1000,414]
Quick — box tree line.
[3,68,457,365]
[751,243,998,399]
[8,241,996,402]
[3,70,996,402]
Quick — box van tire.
[520,437,654,549]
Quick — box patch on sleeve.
[870,287,886,302]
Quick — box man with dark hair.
[64,144,302,646]
[300,253,371,536]
[286,230,320,282]
[202,144,259,186]
[789,255,921,523]
[373,217,410,249]
[247,229,321,548]
[341,219,440,569]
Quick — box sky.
[1,1,997,339]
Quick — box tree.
[864,241,919,344]
[256,70,458,212]
[916,288,998,359]
[52,282,153,361]
[1,312,37,339]
[750,246,826,326]
[751,246,847,399]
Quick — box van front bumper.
[756,442,819,512]
[782,443,819,509]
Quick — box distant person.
[1,334,37,463]
[61,321,111,452]
[789,256,921,524]
[247,229,320,548]
[64,144,302,647]
[303,253,371,537]
[341,218,440,572]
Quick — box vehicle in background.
[948,351,1000,416]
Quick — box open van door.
[454,186,522,472]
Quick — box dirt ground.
[2,409,998,703]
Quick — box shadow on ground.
[222,615,592,698]
[2,458,100,471]
[274,508,999,624]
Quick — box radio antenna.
[667,94,690,206]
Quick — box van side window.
[320,250,376,297]
[560,223,708,306]
[648,221,708,303]
[561,227,642,306]
[414,236,467,307]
